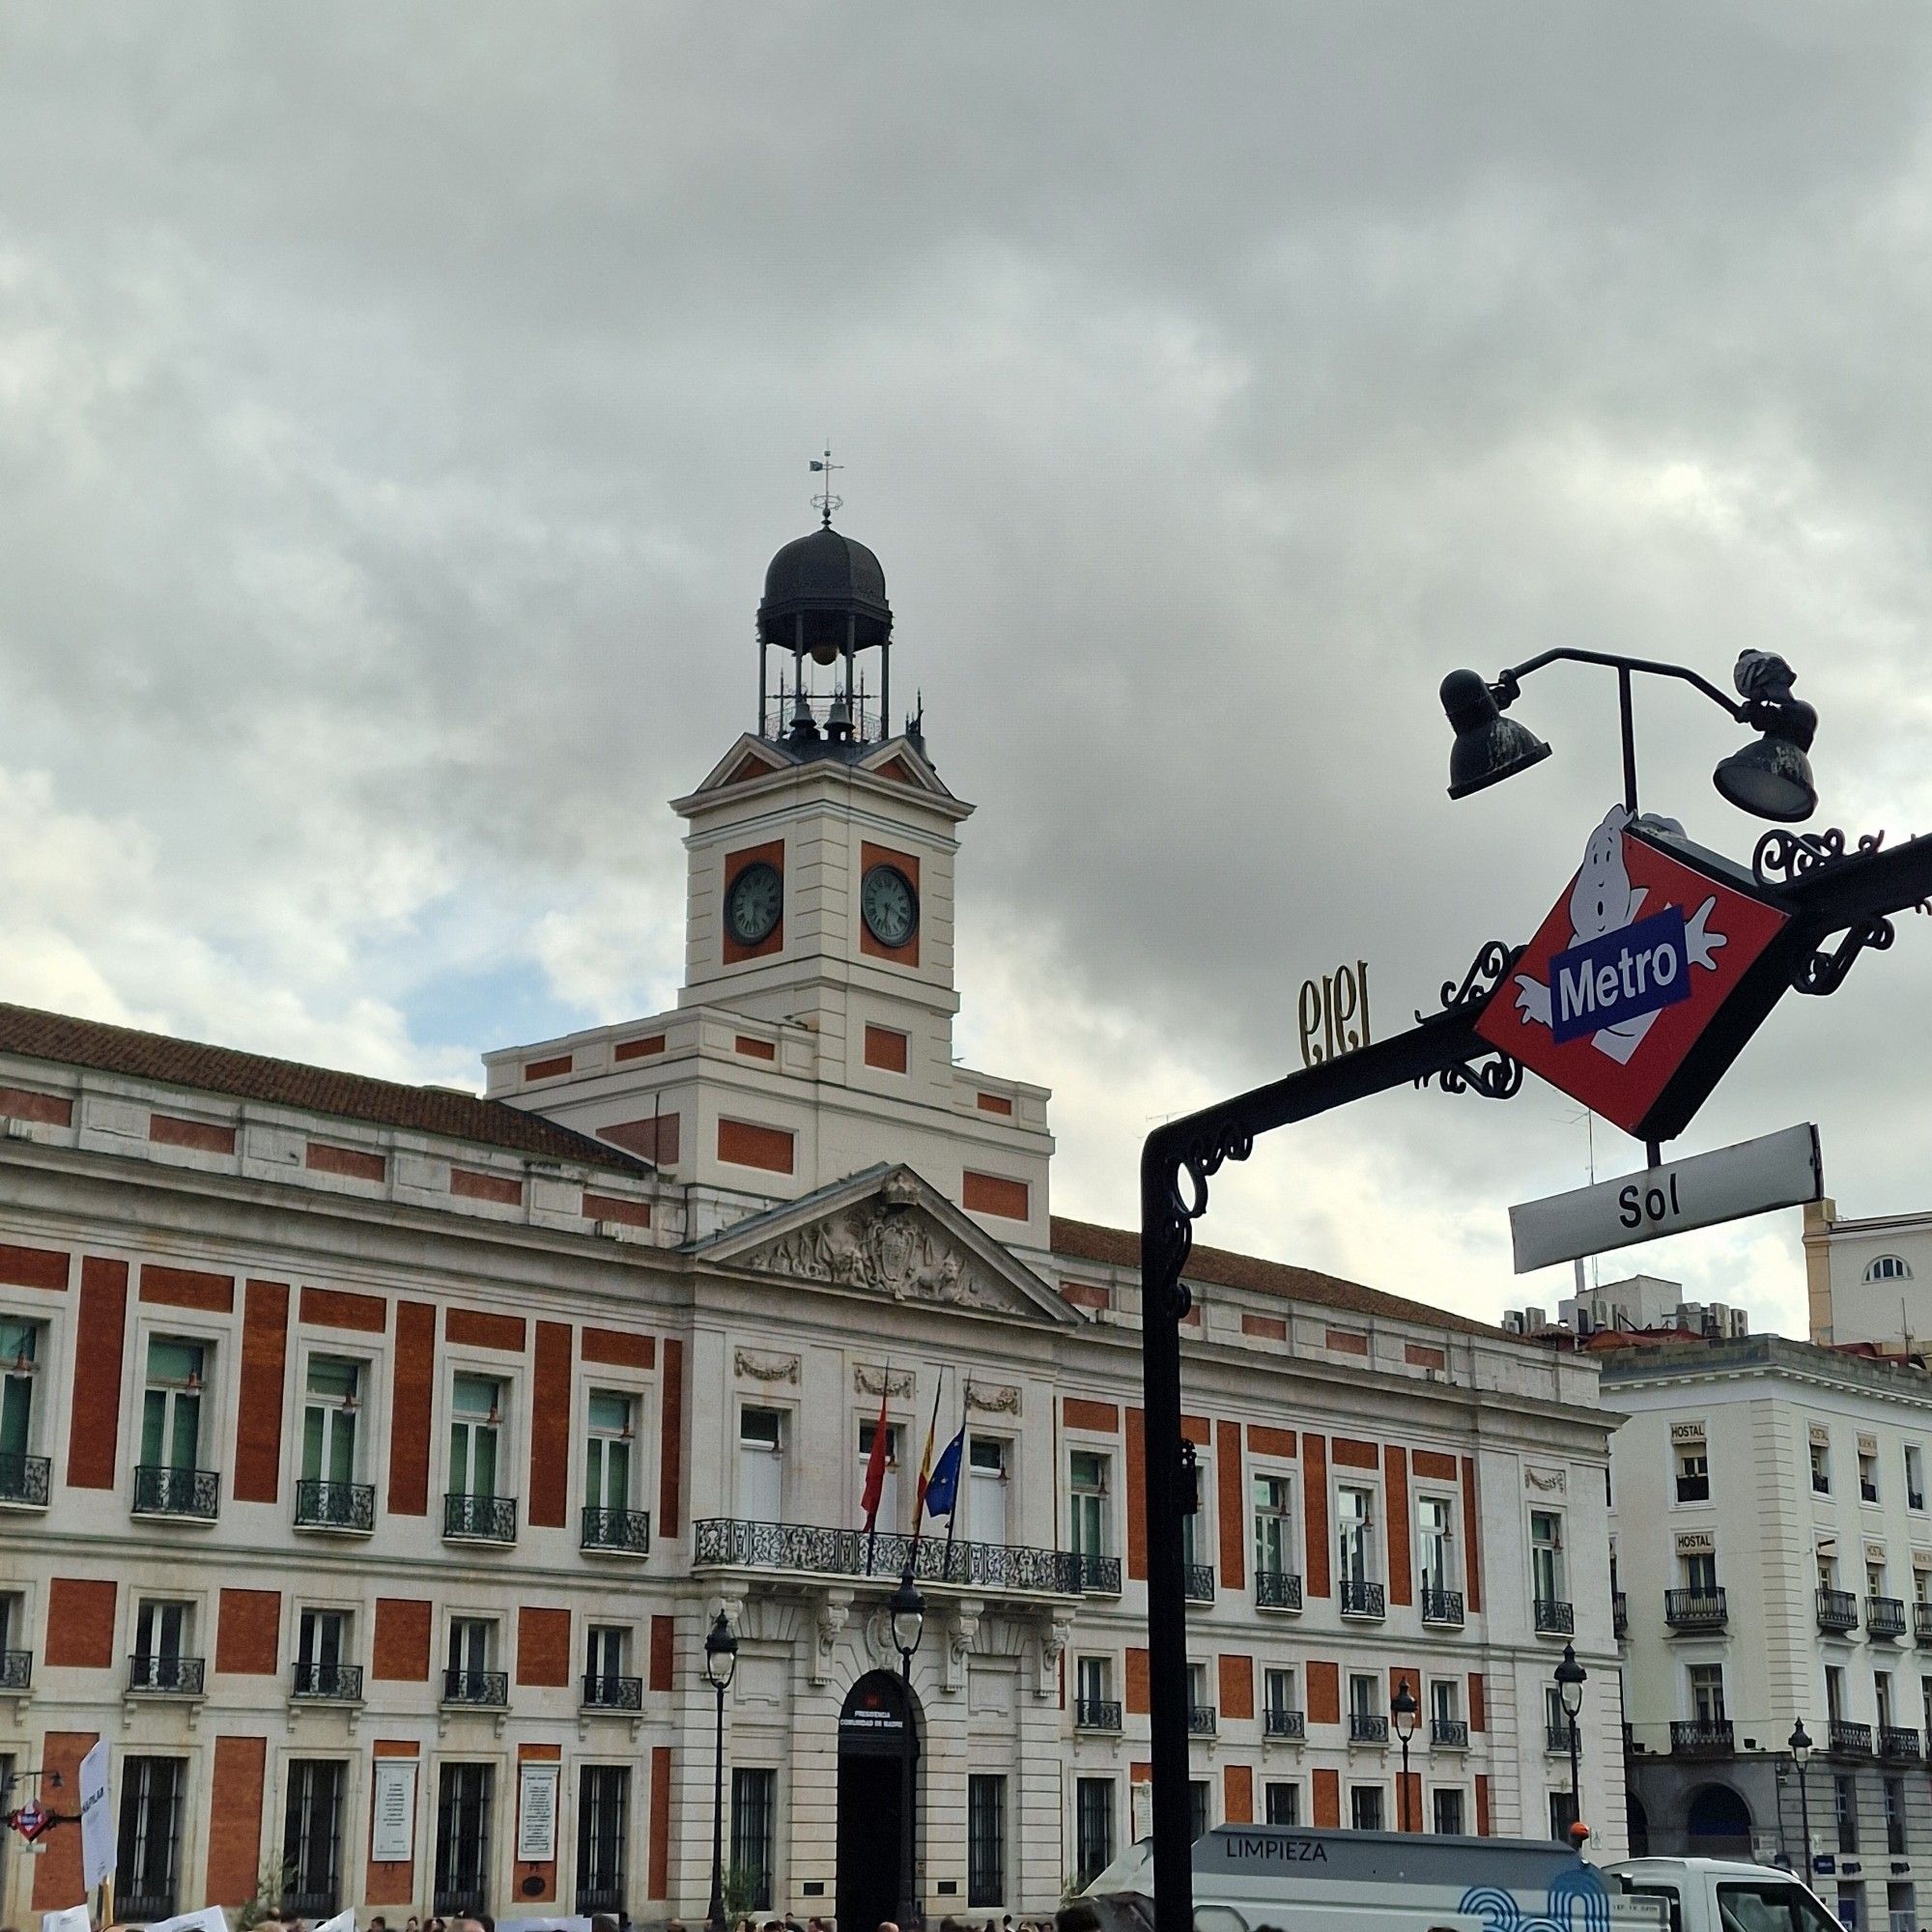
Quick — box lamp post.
[702,1610,738,1931]
[1555,1643,1587,1833]
[1790,1719,1814,1873]
[890,1567,926,1928]
[1391,1678,1419,1833]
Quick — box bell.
[1441,669,1551,800]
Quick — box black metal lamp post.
[1790,1719,1813,1871]
[1555,1643,1587,1829]
[890,1568,926,1927]
[1391,1678,1419,1832]
[702,1609,738,1930]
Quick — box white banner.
[370,1758,417,1864]
[313,1911,356,1932]
[77,1739,114,1891]
[43,1907,92,1932]
[516,1761,559,1863]
[147,1910,230,1932]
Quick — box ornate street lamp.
[1790,1719,1814,1872]
[890,1568,926,1927]
[702,1610,738,1930]
[1555,1643,1587,1831]
[1391,1678,1419,1832]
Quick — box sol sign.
[1478,805,1788,1136]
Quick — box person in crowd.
[592,1917,620,1932]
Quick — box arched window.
[1866,1255,1914,1284]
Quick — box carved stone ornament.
[1811,1424,1833,1445]
[967,1382,1021,1417]
[1859,1434,1879,1456]
[855,1365,917,1399]
[1669,1422,1707,1441]
[1867,1540,1889,1564]
[1524,1466,1567,1493]
[734,1348,800,1385]
[750,1202,1011,1311]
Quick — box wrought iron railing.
[1534,1597,1575,1634]
[1349,1713,1389,1744]
[1665,1587,1728,1629]
[132,1463,219,1520]
[1881,1726,1922,1760]
[1917,1602,1932,1643]
[1613,1591,1629,1637]
[1186,1704,1217,1735]
[294,1479,375,1532]
[1818,1587,1860,1632]
[1669,1719,1734,1755]
[582,1673,643,1711]
[691,1517,1104,1595]
[1264,1708,1305,1740]
[0,1649,30,1690]
[0,1450,50,1507]
[578,1888,626,1916]
[292,1661,362,1700]
[441,1667,508,1707]
[1862,1481,1881,1503]
[443,1492,518,1543]
[1255,1569,1302,1610]
[582,1506,651,1555]
[1074,1697,1122,1731]
[280,1892,339,1919]
[1829,1720,1874,1755]
[1421,1586,1464,1627]
[1868,1595,1908,1637]
[1183,1564,1216,1604]
[119,1892,178,1922]
[436,1887,489,1918]
[1547,1720,1577,1754]
[128,1653,205,1694]
[1340,1578,1385,1619]
[1431,1718,1469,1747]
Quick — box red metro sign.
[1476,805,1789,1137]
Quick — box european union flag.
[922,1428,965,1519]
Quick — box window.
[1417,1494,1456,1593]
[576,1766,628,1915]
[1254,1474,1294,1579]
[969,1436,1009,1545]
[434,1763,493,1915]
[1908,1446,1926,1511]
[968,1775,1006,1907]
[585,1390,635,1514]
[1689,1663,1726,1723]
[1189,1779,1211,1842]
[1869,1562,1888,1604]
[1675,1447,1711,1504]
[1349,1672,1379,1719]
[445,1617,497,1701]
[1886,1777,1907,1854]
[132,1599,195,1691]
[141,1337,206,1481]
[449,1375,502,1498]
[1877,1671,1895,1733]
[0,1317,42,1480]
[1264,1780,1299,1826]
[1550,1790,1579,1841]
[1922,1674,1932,1742]
[301,1356,361,1488]
[1350,1785,1385,1831]
[1714,1883,1846,1932]
[1812,1440,1833,1495]
[1530,1511,1568,1605]
[1070,1451,1111,1560]
[730,1768,776,1913]
[1681,1549,1719,1594]
[1074,1777,1114,1887]
[738,1406,784,1520]
[1827,1665,1847,1726]
[1075,1656,1114,1727]
[1337,1485,1378,1586]
[1545,1684,1569,1747]
[282,1760,345,1914]
[1835,1775,1859,1853]
[858,1417,902,1531]
[296,1608,351,1696]
[1866,1256,1913,1283]
[1264,1666,1296,1716]
[115,1756,185,1918]
[1433,1787,1466,1834]
[1186,1660,1209,1721]
[586,1624,629,1702]
[1860,1448,1880,1504]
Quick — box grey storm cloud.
[5,2,1932,1323]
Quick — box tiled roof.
[1049,1214,1502,1339]
[0,1001,650,1175]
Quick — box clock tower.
[486,514,1054,1254]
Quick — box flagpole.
[865,1361,892,1578]
[943,1379,967,1581]
[910,1365,946,1574]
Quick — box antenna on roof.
[809,446,844,527]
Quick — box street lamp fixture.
[1390,1678,1419,1833]
[702,1610,738,1932]
[1790,1719,1814,1872]
[1441,647,1819,823]
[1554,1643,1587,1831]
[890,1567,925,1928]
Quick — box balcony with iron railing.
[280,1891,338,1920]
[1349,1713,1389,1745]
[1340,1578,1386,1620]
[1075,1698,1122,1732]
[128,1653,205,1695]
[1868,1596,1908,1639]
[0,1450,50,1508]
[1421,1586,1465,1628]
[1917,1602,1932,1644]
[582,1506,651,1556]
[1547,1720,1577,1754]
[1255,1570,1302,1612]
[441,1667,509,1708]
[292,1661,362,1701]
[118,1890,178,1922]
[1829,1720,1874,1755]
[1613,1592,1629,1638]
[1534,1598,1575,1635]
[582,1672,643,1712]
[132,1463,219,1520]
[1264,1708,1306,1741]
[692,1518,1116,1598]
[1881,1726,1922,1760]
[1187,1704,1217,1736]
[1669,1719,1735,1756]
[1431,1717,1469,1748]
[443,1492,518,1544]
[1183,1564,1216,1605]
[1817,1587,1860,1633]
[0,1649,30,1690]
[1664,1587,1728,1630]
[293,1479,375,1533]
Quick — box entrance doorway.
[838,1671,919,1932]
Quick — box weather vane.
[809,446,843,526]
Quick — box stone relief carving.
[966,1382,1021,1416]
[1037,1610,1075,1700]
[1524,1466,1567,1493]
[734,1348,800,1384]
[855,1365,917,1399]
[750,1202,1010,1311]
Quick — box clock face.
[726,862,783,947]
[861,864,919,949]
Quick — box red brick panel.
[139,1263,235,1311]
[214,1589,281,1674]
[1313,1768,1341,1828]
[1061,1281,1109,1311]
[1217,1419,1245,1590]
[446,1307,526,1352]
[1224,1763,1254,1825]
[1476,1774,1492,1836]
[659,1337,685,1538]
[582,1192,652,1230]
[648,1746,672,1898]
[206,1735,268,1904]
[1468,1673,1486,1731]
[1248,1425,1296,1460]
[1405,1342,1447,1370]
[977,1091,1013,1116]
[1413,1448,1458,1481]
[1180,1413,1209,1445]
[388,1300,436,1516]
[67,1259,128,1491]
[1400,1771,1423,1833]
[300,1285,388,1332]
[1462,1456,1483,1612]
[373,1598,432,1680]
[32,1732,98,1909]
[582,1326,655,1369]
[1385,1445,1412,1608]
[612,1034,666,1061]
[43,1578,116,1666]
[451,1166,524,1206]
[528,1321,573,1528]
[0,1242,68,1290]
[306,1141,387,1182]
[600,1114,681,1165]
[150,1114,237,1153]
[233,1279,290,1503]
[1125,1406,1148,1582]
[1305,1435,1330,1598]
[650,1614,674,1692]
[722,838,785,965]
[524,1054,572,1080]
[0,1084,71,1125]
[962,1170,1029,1220]
[735,1034,778,1062]
[1063,1398,1119,1433]
[516,1607,572,1687]
[1124,1647,1151,1715]
[858,841,921,967]
[1218,1653,1254,1721]
[1331,1435,1378,1469]
[718,1119,796,1175]
[864,1025,909,1072]
[1307,1661,1340,1726]
[366,1742,420,1905]
[1325,1327,1369,1355]
[1241,1313,1288,1342]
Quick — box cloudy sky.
[5,3,1932,1332]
